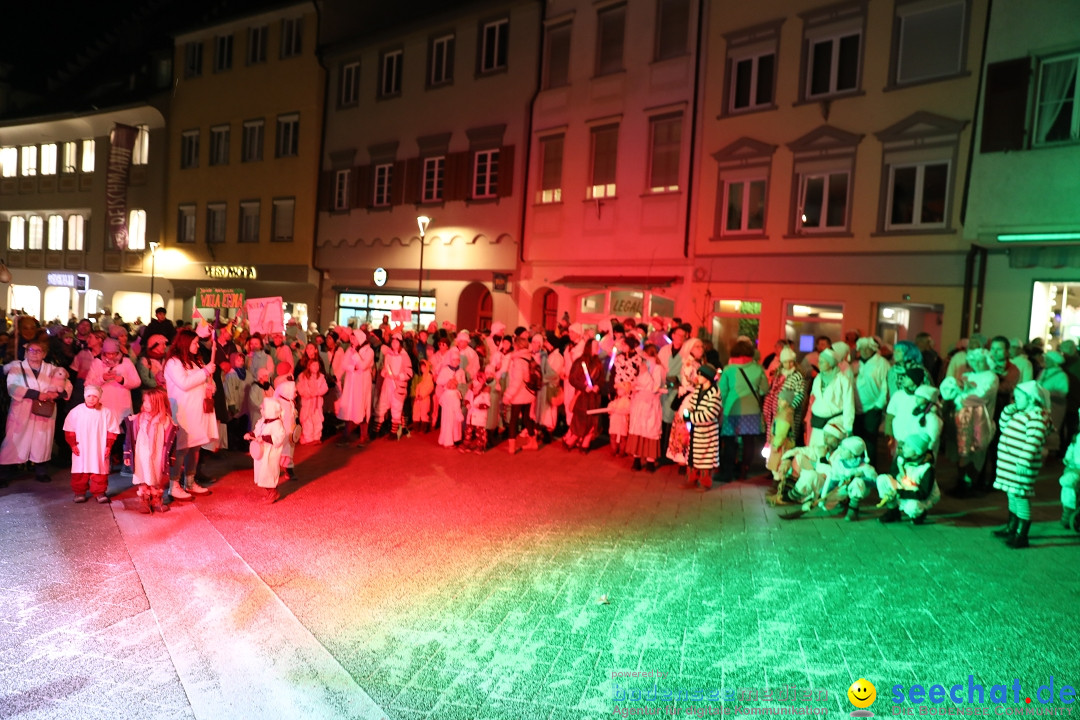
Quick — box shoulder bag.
[20,364,56,418]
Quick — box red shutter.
[403,158,421,205]
[355,164,372,209]
[444,151,471,201]
[497,145,514,198]
[318,170,334,211]
[349,166,361,208]
[981,58,1031,154]
[390,160,406,206]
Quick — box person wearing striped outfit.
[992,381,1052,548]
[681,364,722,492]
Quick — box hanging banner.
[196,287,247,311]
[245,296,284,335]
[106,124,138,250]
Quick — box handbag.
[19,364,56,417]
[203,396,215,414]
[738,367,763,410]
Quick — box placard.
[196,287,246,310]
[245,296,284,335]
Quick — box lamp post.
[416,215,431,331]
[148,241,159,319]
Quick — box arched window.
[27,216,44,250]
[47,215,64,250]
[8,216,25,249]
[67,215,85,251]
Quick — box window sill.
[883,70,971,93]
[425,80,454,91]
[592,69,626,81]
[417,200,446,208]
[368,204,392,212]
[719,103,778,119]
[271,238,295,243]
[782,232,854,239]
[710,233,769,241]
[871,227,955,237]
[476,66,509,79]
[793,89,865,107]
[376,93,402,102]
[337,102,360,110]
[640,189,682,198]
[583,196,617,203]
[467,196,500,205]
[534,200,564,207]
[651,52,690,65]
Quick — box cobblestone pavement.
[2,434,1079,720]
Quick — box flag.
[193,308,204,321]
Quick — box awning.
[552,274,682,288]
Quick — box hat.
[1045,350,1065,367]
[839,436,867,461]
[779,346,797,363]
[83,384,102,399]
[102,338,120,354]
[902,432,932,458]
[696,364,717,381]
[914,385,940,403]
[823,421,847,441]
[196,322,212,339]
[855,336,879,353]
[456,330,471,342]
[490,321,506,337]
[352,330,366,346]
[108,324,127,340]
[1016,380,1050,409]
[568,323,583,337]
[275,361,293,378]
[831,341,850,362]
[905,366,926,386]
[818,348,837,367]
[260,396,282,420]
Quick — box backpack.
[524,356,543,394]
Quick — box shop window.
[44,286,71,323]
[784,302,844,351]
[711,299,762,355]
[579,292,606,315]
[9,284,41,316]
[650,295,675,319]
[1032,281,1080,345]
[610,290,645,318]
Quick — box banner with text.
[107,124,138,251]
[196,288,247,316]
[245,296,284,335]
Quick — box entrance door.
[875,303,944,350]
[457,282,493,332]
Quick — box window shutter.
[497,145,514,197]
[981,58,1031,153]
[444,151,471,201]
[355,165,372,209]
[318,170,334,211]
[403,158,421,204]
[390,160,406,205]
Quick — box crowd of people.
[0,307,1071,546]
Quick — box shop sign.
[373,267,387,287]
[611,296,644,316]
[492,273,509,293]
[47,272,90,292]
[339,293,368,307]
[196,287,246,310]
[205,265,257,280]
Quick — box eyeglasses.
[25,348,44,354]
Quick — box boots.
[337,422,356,446]
[356,421,368,446]
[879,507,902,523]
[186,474,210,496]
[521,433,539,451]
[645,460,657,473]
[170,480,192,500]
[845,504,860,522]
[390,421,400,441]
[137,489,153,514]
[1007,519,1031,548]
[631,458,642,472]
[992,512,1018,539]
[263,487,280,504]
[1061,508,1077,529]
[508,439,518,455]
[150,488,169,513]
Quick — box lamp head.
[417,215,431,235]
[149,241,159,254]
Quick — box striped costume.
[687,384,723,470]
[993,404,1052,499]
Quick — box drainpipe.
[972,246,988,334]
[959,0,993,227]
[682,0,707,261]
[960,244,976,337]
[311,0,331,329]
[518,2,544,268]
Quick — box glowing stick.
[582,361,593,389]
[608,346,618,371]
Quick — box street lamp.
[416,215,431,331]
[148,241,159,319]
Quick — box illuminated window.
[81,139,95,172]
[67,215,85,251]
[422,156,444,202]
[8,216,25,249]
[62,142,77,173]
[648,114,681,193]
[206,204,226,244]
[40,144,57,175]
[429,35,454,86]
[479,18,509,73]
[132,125,150,165]
[272,198,295,242]
[785,302,844,351]
[240,201,260,242]
[537,134,563,204]
[281,17,303,58]
[333,169,350,210]
[373,163,392,206]
[128,209,147,250]
[0,147,17,177]
[21,146,37,176]
[711,300,763,351]
[248,25,268,64]
[588,124,618,199]
[178,204,196,243]
[379,49,402,98]
[1034,52,1080,146]
[473,149,499,198]
[595,5,625,76]
[210,124,230,166]
[27,216,43,250]
[47,215,64,250]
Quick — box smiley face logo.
[848,679,877,709]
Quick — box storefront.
[335,290,436,329]
[7,270,167,325]
[1030,280,1080,346]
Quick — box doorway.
[458,282,493,332]
[875,302,944,350]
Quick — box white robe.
[0,361,71,465]
[164,358,218,450]
[252,418,285,488]
[337,345,374,423]
[628,360,664,440]
[63,403,120,474]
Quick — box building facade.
[164,2,323,328]
[0,105,169,324]
[690,0,989,355]
[963,0,1080,345]
[315,0,541,332]
[518,0,703,333]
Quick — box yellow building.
[692,0,989,355]
[163,1,324,328]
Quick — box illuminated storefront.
[1030,281,1080,346]
[335,291,436,329]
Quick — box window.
[47,215,64,250]
[281,18,303,58]
[8,217,25,249]
[181,130,199,169]
[1,147,18,177]
[248,25,268,64]
[733,51,775,113]
[480,18,509,73]
[206,204,226,244]
[128,209,147,250]
[886,162,949,229]
[210,125,230,166]
[276,114,299,157]
[711,300,763,352]
[802,4,865,100]
[422,156,444,202]
[588,124,618,199]
[333,169,351,210]
[62,142,77,173]
[27,216,43,250]
[785,302,844,351]
[596,5,626,76]
[240,201,260,242]
[67,215,85,251]
[537,134,563,204]
[132,125,150,165]
[340,62,360,106]
[178,204,196,243]
[648,114,682,193]
[655,0,691,61]
[544,22,572,89]
[81,140,95,172]
[429,34,454,86]
[721,176,767,235]
[894,0,965,85]
[1034,53,1079,146]
[379,50,402,97]
[40,144,57,175]
[272,198,295,241]
[373,163,393,206]
[21,146,37,176]
[242,119,264,162]
[473,149,499,198]
[184,41,203,77]
[797,171,850,232]
[214,34,233,71]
